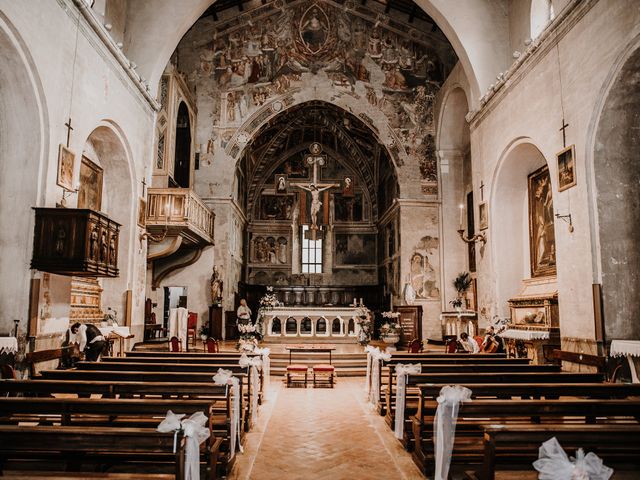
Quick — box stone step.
[270,366,367,377]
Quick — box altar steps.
[269,352,368,377]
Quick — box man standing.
[67,322,107,361]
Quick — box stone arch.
[491,139,552,316]
[0,11,48,331]
[590,39,640,341]
[436,85,471,307]
[82,122,136,313]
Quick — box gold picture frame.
[557,144,577,192]
[138,198,147,228]
[56,144,75,191]
[478,201,488,230]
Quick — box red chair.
[169,336,181,352]
[408,338,423,353]
[205,337,219,353]
[187,312,198,347]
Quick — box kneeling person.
[68,322,107,361]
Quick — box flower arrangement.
[380,311,401,336]
[198,324,209,339]
[354,306,373,346]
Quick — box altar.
[263,306,363,343]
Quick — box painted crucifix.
[290,142,339,232]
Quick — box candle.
[359,297,363,306]
[459,204,464,229]
[353,297,357,306]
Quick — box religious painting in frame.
[274,174,288,194]
[57,144,75,191]
[342,175,355,197]
[528,165,557,278]
[77,156,103,211]
[137,198,147,228]
[557,144,576,192]
[478,201,488,231]
[334,233,376,266]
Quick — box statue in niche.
[267,237,277,264]
[210,265,223,303]
[277,237,288,264]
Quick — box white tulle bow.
[394,363,422,439]
[368,347,393,406]
[433,385,473,480]
[212,368,243,456]
[239,354,262,426]
[254,347,271,389]
[533,437,613,480]
[157,410,211,480]
[364,345,377,394]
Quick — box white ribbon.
[157,410,211,480]
[433,385,472,480]
[239,354,262,427]
[394,363,422,439]
[213,368,243,457]
[254,347,271,390]
[369,347,392,406]
[533,437,613,480]
[364,345,376,394]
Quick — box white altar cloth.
[610,340,640,358]
[0,337,18,355]
[169,307,189,350]
[500,329,550,341]
[98,326,132,338]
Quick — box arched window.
[271,317,281,335]
[531,0,555,39]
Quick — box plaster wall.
[466,0,640,346]
[0,0,156,343]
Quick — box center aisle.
[229,377,423,480]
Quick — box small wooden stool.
[286,364,309,388]
[312,364,335,388]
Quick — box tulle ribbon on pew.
[364,345,376,394]
[157,410,211,480]
[213,368,243,456]
[368,347,392,406]
[394,363,422,439]
[533,437,613,480]
[239,353,262,426]
[433,385,472,480]
[254,347,271,389]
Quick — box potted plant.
[452,272,472,310]
[198,324,209,342]
[380,311,401,344]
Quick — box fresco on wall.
[251,235,289,264]
[335,233,376,265]
[334,193,363,222]
[259,194,296,220]
[410,235,440,299]
[181,0,456,193]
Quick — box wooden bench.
[411,398,640,477]
[0,425,218,479]
[468,424,640,480]
[37,369,254,433]
[0,379,237,475]
[388,371,604,450]
[125,351,253,358]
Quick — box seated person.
[458,332,480,353]
[237,298,252,325]
[66,322,107,362]
[481,326,505,353]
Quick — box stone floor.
[229,377,423,480]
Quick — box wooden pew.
[469,424,640,480]
[37,369,255,432]
[382,363,561,421]
[411,397,640,477]
[388,371,604,450]
[0,425,215,479]
[0,380,237,475]
[125,351,252,358]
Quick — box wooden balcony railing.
[146,188,214,245]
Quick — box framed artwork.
[274,174,288,194]
[137,198,147,228]
[77,156,103,211]
[528,165,557,278]
[334,233,376,266]
[342,175,355,197]
[57,144,75,191]
[557,144,576,192]
[478,201,488,230]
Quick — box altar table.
[285,344,336,365]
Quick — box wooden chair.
[408,338,423,353]
[144,312,165,340]
[169,336,181,352]
[187,312,198,347]
[206,337,219,353]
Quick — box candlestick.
[459,204,464,229]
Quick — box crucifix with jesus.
[290,142,340,236]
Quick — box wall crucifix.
[290,142,339,233]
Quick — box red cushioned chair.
[312,364,335,388]
[186,312,198,348]
[408,338,423,353]
[205,337,219,353]
[169,336,181,352]
[286,364,309,388]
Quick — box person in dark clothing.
[67,322,107,361]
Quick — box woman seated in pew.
[481,326,505,353]
[458,332,480,353]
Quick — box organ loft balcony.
[143,188,214,288]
